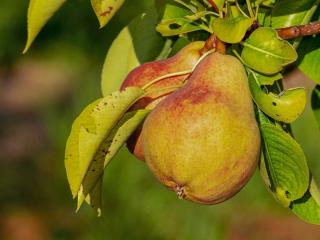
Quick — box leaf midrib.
[243,42,294,61]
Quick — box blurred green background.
[0,0,320,239]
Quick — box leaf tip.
[23,36,33,54]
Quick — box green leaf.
[78,177,103,216]
[24,0,66,53]
[101,7,166,96]
[212,16,254,44]
[65,87,144,198]
[168,37,191,56]
[253,71,283,86]
[157,1,192,19]
[170,0,207,14]
[258,111,310,207]
[64,99,101,198]
[156,2,212,36]
[91,0,125,28]
[254,0,276,6]
[249,71,306,123]
[291,179,320,225]
[211,0,225,10]
[242,27,298,74]
[156,18,207,36]
[76,109,150,213]
[312,85,320,128]
[271,0,317,28]
[298,35,320,83]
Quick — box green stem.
[142,84,185,98]
[246,0,255,18]
[155,39,173,61]
[142,49,216,90]
[236,0,249,18]
[141,70,192,91]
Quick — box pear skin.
[142,53,260,204]
[120,41,205,160]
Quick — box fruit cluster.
[121,43,260,204]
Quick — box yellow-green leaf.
[156,18,207,36]
[77,178,103,217]
[212,0,225,11]
[76,109,150,213]
[101,8,166,96]
[291,179,320,225]
[91,0,125,28]
[24,0,66,53]
[212,16,254,44]
[258,111,310,207]
[249,70,306,123]
[242,27,298,74]
[101,27,140,96]
[65,87,144,198]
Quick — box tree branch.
[207,0,219,13]
[201,21,320,55]
[277,21,320,40]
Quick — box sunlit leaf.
[251,70,282,86]
[24,0,66,53]
[271,0,317,28]
[210,0,225,10]
[65,87,144,198]
[242,27,297,74]
[249,71,306,123]
[91,0,125,28]
[212,16,254,43]
[156,18,207,36]
[156,2,212,36]
[101,8,166,96]
[76,109,150,213]
[258,111,310,207]
[291,179,320,225]
[77,177,103,216]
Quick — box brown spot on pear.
[120,41,205,160]
[142,53,260,204]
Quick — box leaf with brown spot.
[91,0,125,28]
[76,109,150,214]
[64,87,144,199]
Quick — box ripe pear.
[142,52,260,204]
[120,41,205,160]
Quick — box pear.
[142,52,260,204]
[120,41,205,160]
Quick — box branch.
[201,21,320,55]
[207,0,219,13]
[277,21,320,40]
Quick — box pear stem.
[174,185,186,199]
[200,34,226,55]
[141,70,192,91]
[142,84,185,98]
[141,49,216,91]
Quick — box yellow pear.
[142,53,260,204]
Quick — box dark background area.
[0,0,320,239]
